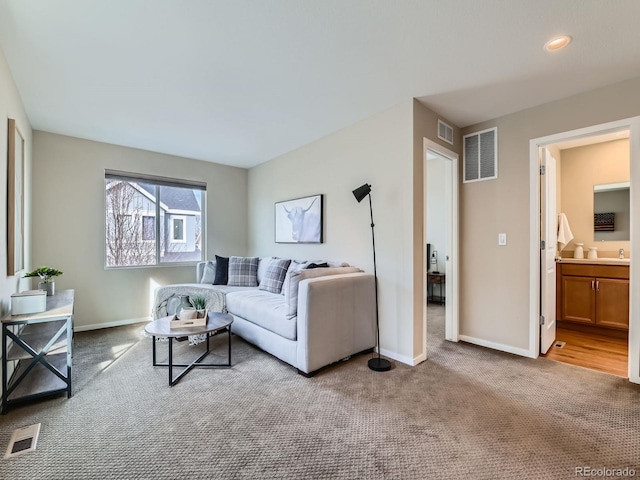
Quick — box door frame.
[423,138,459,353]
[528,117,640,384]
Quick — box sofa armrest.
[296,273,376,374]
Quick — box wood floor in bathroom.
[542,326,628,377]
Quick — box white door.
[540,148,557,354]
[424,139,459,354]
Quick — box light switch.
[498,233,507,246]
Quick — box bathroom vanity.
[556,259,629,332]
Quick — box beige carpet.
[1,305,639,479]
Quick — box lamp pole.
[367,193,391,372]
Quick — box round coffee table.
[145,311,233,386]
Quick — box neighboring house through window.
[171,216,186,243]
[105,170,205,267]
[142,215,155,241]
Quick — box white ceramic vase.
[587,247,598,259]
[573,243,584,259]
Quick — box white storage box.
[11,290,47,315]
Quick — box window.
[142,216,155,241]
[171,216,186,242]
[105,170,206,267]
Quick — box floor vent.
[554,341,566,349]
[5,423,41,459]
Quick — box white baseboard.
[379,348,426,367]
[74,317,150,332]
[458,335,533,358]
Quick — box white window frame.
[170,216,187,243]
[104,170,206,268]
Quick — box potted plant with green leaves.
[24,266,63,296]
[189,294,207,317]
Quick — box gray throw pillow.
[227,256,259,287]
[199,261,216,284]
[259,258,291,294]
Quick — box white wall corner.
[379,347,426,367]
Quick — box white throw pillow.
[199,261,216,284]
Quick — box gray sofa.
[153,258,376,375]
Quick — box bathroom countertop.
[557,258,630,266]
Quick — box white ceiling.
[1,1,640,168]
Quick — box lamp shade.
[352,183,371,203]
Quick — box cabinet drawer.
[559,263,629,279]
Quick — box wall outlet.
[498,233,507,246]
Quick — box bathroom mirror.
[593,181,630,241]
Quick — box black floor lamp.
[352,183,392,372]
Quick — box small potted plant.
[24,266,63,296]
[189,294,207,317]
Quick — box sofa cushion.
[205,285,259,295]
[284,267,361,318]
[226,290,294,340]
[227,256,259,287]
[199,261,216,284]
[259,258,291,294]
[214,255,229,285]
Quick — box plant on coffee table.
[189,294,207,314]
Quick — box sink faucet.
[619,248,625,259]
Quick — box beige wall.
[461,76,640,352]
[247,100,460,364]
[248,102,416,362]
[560,139,630,256]
[32,132,248,329]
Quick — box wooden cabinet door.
[596,278,630,330]
[561,276,595,325]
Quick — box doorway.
[423,139,459,357]
[529,117,640,384]
[541,136,630,377]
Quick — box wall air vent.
[437,119,454,145]
[463,127,497,183]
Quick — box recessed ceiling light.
[544,35,572,52]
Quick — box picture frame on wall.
[7,118,25,275]
[275,194,323,243]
